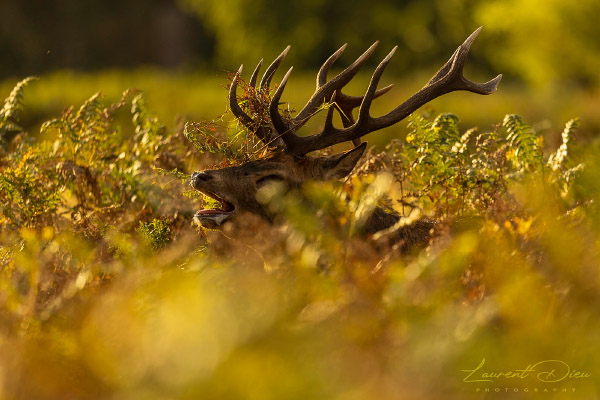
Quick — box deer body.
[191,28,501,249]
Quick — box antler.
[269,26,502,155]
[229,41,391,148]
[229,27,501,155]
[228,46,291,147]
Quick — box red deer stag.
[191,27,501,248]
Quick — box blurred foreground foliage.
[1,78,599,399]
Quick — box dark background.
[0,0,214,76]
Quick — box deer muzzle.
[190,172,236,228]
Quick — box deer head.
[191,27,502,230]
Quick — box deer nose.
[191,171,213,187]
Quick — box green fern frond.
[502,114,543,173]
[405,113,431,144]
[0,122,23,134]
[0,76,38,122]
[75,92,104,124]
[132,93,165,140]
[0,76,38,141]
[548,118,579,171]
[131,93,167,162]
[451,127,476,154]
[432,113,460,143]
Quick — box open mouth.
[193,190,235,227]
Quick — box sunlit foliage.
[1,78,599,399]
[475,0,600,87]
[0,76,38,146]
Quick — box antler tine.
[260,45,291,90]
[228,64,279,146]
[269,41,381,148]
[316,42,394,127]
[334,84,393,125]
[356,46,398,125]
[336,84,393,110]
[279,46,397,152]
[370,26,502,126]
[228,65,255,128]
[335,84,394,146]
[279,27,502,156]
[269,68,393,148]
[249,59,263,88]
[317,44,348,87]
[269,66,294,143]
[425,26,502,94]
[292,41,380,126]
[272,45,395,151]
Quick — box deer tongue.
[193,190,235,227]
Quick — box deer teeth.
[193,210,232,227]
[195,209,233,215]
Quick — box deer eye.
[255,174,284,188]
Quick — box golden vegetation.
[1,77,599,399]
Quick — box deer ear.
[319,142,367,180]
